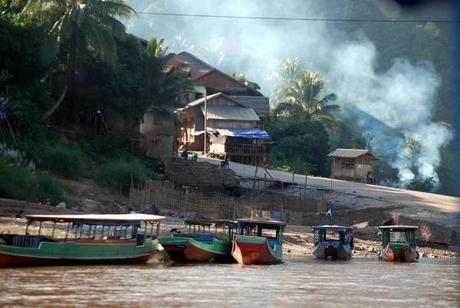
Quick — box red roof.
[167,51,214,79]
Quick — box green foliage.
[266,115,330,176]
[0,156,66,204]
[97,159,155,195]
[407,177,436,192]
[0,155,37,201]
[35,171,67,204]
[36,142,89,178]
[272,59,340,131]
[88,131,131,160]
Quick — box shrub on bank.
[35,171,68,204]
[37,143,89,178]
[97,159,154,195]
[0,156,66,204]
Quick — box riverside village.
[0,0,458,306]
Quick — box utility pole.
[203,92,207,155]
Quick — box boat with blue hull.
[312,225,354,260]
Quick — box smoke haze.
[125,0,453,189]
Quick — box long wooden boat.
[378,225,419,262]
[231,219,285,265]
[184,220,236,263]
[312,225,353,260]
[160,218,215,263]
[161,233,214,263]
[0,214,165,267]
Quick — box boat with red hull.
[378,225,419,262]
[0,214,164,267]
[231,219,285,265]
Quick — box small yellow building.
[328,148,378,182]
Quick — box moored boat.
[184,219,236,263]
[378,225,419,262]
[231,219,285,265]
[0,214,165,267]
[160,218,215,263]
[312,225,353,260]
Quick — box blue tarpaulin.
[217,128,270,140]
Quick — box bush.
[0,156,66,204]
[97,159,154,195]
[35,172,67,204]
[0,156,37,201]
[37,143,89,178]
[89,132,131,160]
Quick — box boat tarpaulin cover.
[215,128,270,140]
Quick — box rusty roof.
[167,51,214,79]
[229,96,269,116]
[328,148,378,160]
[201,105,260,121]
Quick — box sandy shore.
[2,216,453,259]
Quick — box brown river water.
[0,257,458,307]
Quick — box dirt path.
[197,156,459,213]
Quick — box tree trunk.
[41,85,68,120]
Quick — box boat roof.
[312,225,353,231]
[184,218,237,226]
[237,218,286,226]
[378,225,418,230]
[25,214,165,223]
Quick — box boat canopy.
[25,214,165,223]
[237,218,286,227]
[378,225,418,231]
[312,225,353,231]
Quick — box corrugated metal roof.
[186,92,235,107]
[328,148,378,159]
[229,96,269,115]
[201,105,260,121]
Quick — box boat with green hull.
[184,220,236,262]
[161,218,235,263]
[378,225,419,262]
[0,214,165,267]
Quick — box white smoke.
[124,0,454,189]
[329,39,453,187]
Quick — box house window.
[341,162,355,169]
[340,158,355,169]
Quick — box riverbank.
[0,215,456,259]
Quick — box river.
[0,257,458,307]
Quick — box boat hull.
[231,235,282,265]
[379,243,419,262]
[160,237,189,263]
[184,238,233,263]
[312,242,352,260]
[0,239,161,267]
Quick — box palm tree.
[273,59,340,131]
[145,37,191,115]
[20,0,136,120]
[272,57,304,105]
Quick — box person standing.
[367,171,374,184]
